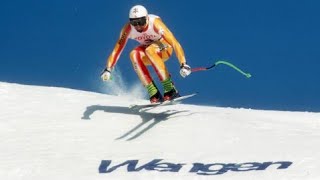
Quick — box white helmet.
[129,5,148,19]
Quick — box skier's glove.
[101,68,112,81]
[180,63,191,78]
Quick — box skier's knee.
[129,50,140,62]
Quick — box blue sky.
[1,0,319,112]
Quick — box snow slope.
[0,82,319,180]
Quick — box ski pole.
[191,60,252,78]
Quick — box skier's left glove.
[100,68,112,81]
[180,63,191,78]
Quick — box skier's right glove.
[100,68,112,81]
[180,63,191,78]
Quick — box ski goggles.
[129,17,147,26]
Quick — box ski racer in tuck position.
[101,5,192,103]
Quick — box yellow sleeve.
[153,18,186,66]
[106,23,131,70]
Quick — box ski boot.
[162,78,180,101]
[149,91,163,103]
[146,82,163,103]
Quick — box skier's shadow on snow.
[81,105,191,141]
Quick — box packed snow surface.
[0,82,319,180]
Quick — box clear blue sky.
[1,0,319,112]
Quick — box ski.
[129,93,197,111]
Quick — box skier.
[101,5,192,103]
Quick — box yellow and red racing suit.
[105,14,186,86]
